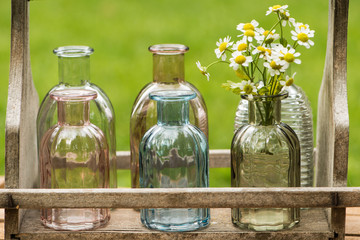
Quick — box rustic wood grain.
[5,0,39,239]
[315,0,349,239]
[16,208,332,240]
[0,187,359,209]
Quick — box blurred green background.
[0,0,359,187]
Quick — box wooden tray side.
[315,0,349,239]
[5,0,39,239]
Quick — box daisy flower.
[263,56,288,76]
[232,39,250,52]
[196,61,210,81]
[215,36,233,60]
[237,20,259,32]
[256,28,280,45]
[238,80,257,98]
[291,25,315,49]
[280,11,296,27]
[252,45,270,60]
[280,72,296,92]
[229,51,253,70]
[266,5,288,16]
[238,29,259,43]
[273,46,301,68]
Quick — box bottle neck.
[248,99,281,126]
[157,100,189,126]
[57,101,90,126]
[153,54,185,84]
[58,56,90,86]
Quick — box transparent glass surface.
[40,89,110,231]
[130,44,208,189]
[139,90,210,232]
[234,84,314,187]
[231,93,300,231]
[37,46,117,188]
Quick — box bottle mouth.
[53,46,94,57]
[50,89,97,102]
[150,90,196,102]
[149,44,189,55]
[241,91,289,101]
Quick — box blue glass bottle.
[139,90,210,232]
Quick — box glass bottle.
[139,90,210,232]
[234,84,314,187]
[130,44,208,189]
[37,46,117,189]
[231,93,300,231]
[40,89,110,231]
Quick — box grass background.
[0,0,359,187]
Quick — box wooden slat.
[17,208,333,240]
[315,0,349,239]
[116,150,231,169]
[0,187,358,209]
[5,0,39,239]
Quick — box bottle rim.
[53,46,94,57]
[150,90,196,102]
[241,91,289,101]
[149,44,189,55]
[50,89,97,102]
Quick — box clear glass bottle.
[231,93,300,231]
[139,90,210,232]
[130,44,208,189]
[234,84,314,187]
[37,46,117,189]
[40,89,110,231]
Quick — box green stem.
[206,60,229,69]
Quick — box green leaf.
[235,69,249,80]
[258,87,269,95]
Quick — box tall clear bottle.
[40,89,110,230]
[130,44,208,188]
[234,84,314,187]
[140,90,210,232]
[231,93,300,231]
[36,46,117,188]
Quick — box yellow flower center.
[272,5,282,11]
[243,23,254,31]
[244,30,255,37]
[286,78,294,86]
[257,46,266,53]
[237,43,247,51]
[243,84,253,94]
[299,24,307,30]
[235,55,246,64]
[284,53,295,62]
[263,30,273,37]
[297,33,309,42]
[266,49,272,55]
[219,42,228,52]
[270,61,282,70]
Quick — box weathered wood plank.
[315,0,349,239]
[116,150,231,169]
[0,187,358,209]
[6,0,39,239]
[16,208,332,240]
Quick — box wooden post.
[315,0,349,239]
[5,0,39,239]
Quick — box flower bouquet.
[197,5,315,100]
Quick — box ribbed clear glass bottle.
[130,44,208,189]
[234,84,314,187]
[140,90,209,232]
[40,89,110,231]
[231,93,300,231]
[36,46,117,189]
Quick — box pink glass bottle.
[40,89,110,231]
[130,44,208,188]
